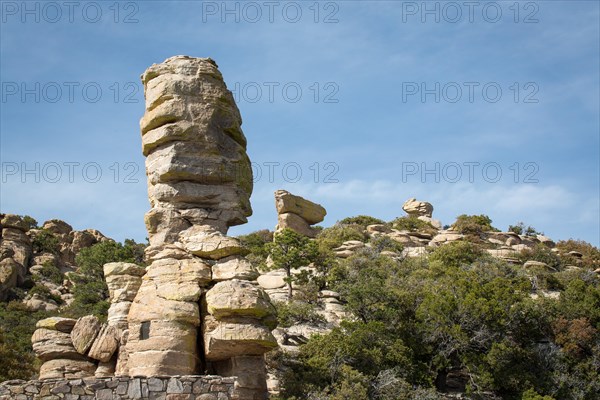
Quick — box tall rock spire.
[127,56,275,399]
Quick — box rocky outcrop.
[32,317,96,380]
[0,214,32,299]
[274,190,326,238]
[0,213,107,303]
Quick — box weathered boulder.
[212,255,259,281]
[104,262,145,303]
[36,317,77,333]
[179,226,247,260]
[71,315,102,355]
[206,280,275,320]
[107,302,132,330]
[402,198,433,218]
[87,324,120,362]
[38,359,97,380]
[141,56,253,229]
[146,257,211,302]
[276,213,318,238]
[0,258,19,301]
[257,271,286,290]
[274,190,326,238]
[32,328,84,361]
[203,316,278,361]
[41,219,73,236]
[32,317,97,380]
[1,214,30,231]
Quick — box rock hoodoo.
[274,190,326,237]
[127,56,275,398]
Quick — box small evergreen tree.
[264,228,320,301]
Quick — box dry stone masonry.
[0,376,235,400]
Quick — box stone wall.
[0,375,234,400]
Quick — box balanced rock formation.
[402,197,441,229]
[274,190,326,237]
[402,198,433,217]
[124,55,274,399]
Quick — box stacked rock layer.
[127,56,276,398]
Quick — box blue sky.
[1,0,599,246]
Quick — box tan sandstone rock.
[205,280,275,320]
[71,315,102,355]
[203,316,278,361]
[402,198,434,218]
[87,324,120,362]
[274,190,326,224]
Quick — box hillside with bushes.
[0,209,598,399]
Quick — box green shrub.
[316,224,367,251]
[428,241,485,269]
[509,222,542,237]
[29,284,63,305]
[391,216,437,236]
[338,215,385,227]
[369,235,404,254]
[32,229,60,254]
[452,214,498,236]
[238,229,273,265]
[0,302,50,381]
[37,261,64,285]
[519,244,562,271]
[264,229,321,302]
[21,215,38,230]
[556,239,600,271]
[274,301,326,328]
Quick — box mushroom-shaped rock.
[402,198,434,218]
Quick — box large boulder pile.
[0,214,107,304]
[124,56,276,398]
[274,190,326,237]
[32,317,96,379]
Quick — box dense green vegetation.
[273,235,600,400]
[509,222,542,237]
[391,215,437,235]
[452,214,499,236]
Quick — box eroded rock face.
[126,56,274,398]
[0,215,32,298]
[274,190,326,238]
